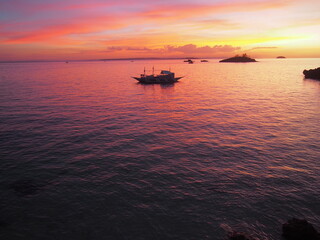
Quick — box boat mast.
[144,67,146,76]
[152,66,154,75]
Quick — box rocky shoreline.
[303,67,320,80]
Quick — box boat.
[201,60,208,62]
[132,68,183,84]
[184,59,194,64]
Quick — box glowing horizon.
[1,0,320,61]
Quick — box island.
[277,56,286,58]
[303,67,320,80]
[219,54,256,62]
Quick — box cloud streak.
[247,47,278,51]
[104,44,241,57]
[139,0,292,22]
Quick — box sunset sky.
[1,0,320,61]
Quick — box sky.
[0,0,320,61]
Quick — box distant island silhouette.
[220,54,256,62]
[277,56,286,58]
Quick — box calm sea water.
[0,59,319,240]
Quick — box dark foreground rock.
[303,67,320,80]
[282,218,320,240]
[220,54,256,63]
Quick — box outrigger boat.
[132,67,183,84]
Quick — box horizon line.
[0,56,318,63]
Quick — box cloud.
[247,46,278,51]
[2,0,318,60]
[138,0,293,22]
[0,0,115,14]
[193,19,242,30]
[0,0,294,45]
[104,44,240,57]
[166,44,240,54]
[0,15,126,44]
[103,46,157,53]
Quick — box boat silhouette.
[132,68,183,84]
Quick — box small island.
[303,67,320,80]
[277,56,286,58]
[220,54,256,62]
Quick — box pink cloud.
[1,14,127,44]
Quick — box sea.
[0,58,319,240]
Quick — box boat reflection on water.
[137,82,176,89]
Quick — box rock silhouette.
[282,218,320,240]
[303,67,320,80]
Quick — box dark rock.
[282,218,320,240]
[228,231,257,240]
[277,56,286,58]
[0,220,8,228]
[220,54,256,63]
[303,67,320,80]
[10,179,42,196]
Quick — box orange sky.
[0,0,320,61]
